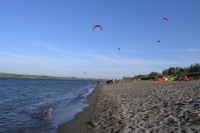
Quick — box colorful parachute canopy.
[93,25,102,31]
[163,18,168,21]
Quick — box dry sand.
[57,81,200,133]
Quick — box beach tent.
[156,77,164,82]
[184,76,191,81]
[178,76,192,81]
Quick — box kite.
[93,25,102,31]
[83,72,86,74]
[157,41,160,43]
[118,48,120,50]
[163,18,168,21]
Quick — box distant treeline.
[0,73,106,81]
[123,63,200,80]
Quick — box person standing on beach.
[97,81,99,86]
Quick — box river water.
[0,77,98,133]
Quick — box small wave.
[26,108,55,133]
[78,88,94,99]
[78,93,87,98]
[88,88,94,94]
[43,108,53,120]
[30,107,53,122]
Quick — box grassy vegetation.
[0,72,106,81]
[122,63,200,82]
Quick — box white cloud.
[167,48,200,53]
[1,52,36,60]
[1,43,198,79]
[188,48,200,52]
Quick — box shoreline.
[57,84,102,133]
[57,81,200,133]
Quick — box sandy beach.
[57,81,200,133]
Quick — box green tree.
[189,64,195,73]
[168,67,176,75]
[179,68,185,75]
[148,72,162,77]
[162,69,169,75]
[194,63,200,72]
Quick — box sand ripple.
[86,81,200,133]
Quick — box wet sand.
[57,81,200,133]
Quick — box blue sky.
[0,0,200,79]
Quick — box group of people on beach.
[155,75,193,82]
